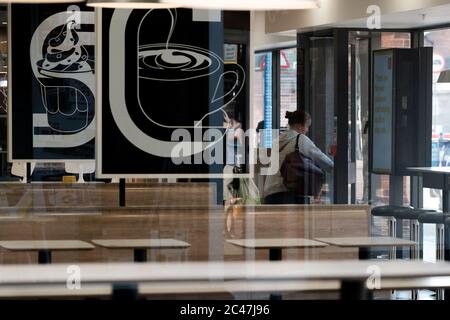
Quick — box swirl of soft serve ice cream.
[39,20,91,73]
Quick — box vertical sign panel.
[372,50,393,174]
[9,4,95,161]
[98,9,248,178]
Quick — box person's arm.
[299,136,334,172]
[234,127,245,146]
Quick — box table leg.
[358,247,370,260]
[119,179,126,207]
[443,190,450,213]
[269,248,282,261]
[357,247,381,299]
[445,222,450,300]
[134,248,147,262]
[341,280,372,300]
[38,250,52,264]
[269,248,282,300]
[112,283,138,300]
[411,220,420,300]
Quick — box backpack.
[280,134,325,197]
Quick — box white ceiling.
[331,3,450,29]
[269,3,450,36]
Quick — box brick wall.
[381,32,411,49]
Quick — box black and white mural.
[98,9,249,177]
[9,4,95,161]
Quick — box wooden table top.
[6,276,450,298]
[91,239,191,249]
[4,274,450,298]
[226,238,329,249]
[0,280,339,298]
[0,261,449,285]
[0,240,95,251]
[408,167,450,174]
[314,237,416,248]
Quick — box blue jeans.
[264,192,311,205]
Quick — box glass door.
[423,28,450,212]
[307,36,335,203]
[254,52,273,148]
[349,32,370,204]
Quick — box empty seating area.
[0,181,448,302]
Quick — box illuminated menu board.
[372,50,393,174]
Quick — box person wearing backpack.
[263,110,334,204]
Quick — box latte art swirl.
[138,44,221,81]
[143,49,211,71]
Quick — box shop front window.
[424,28,450,211]
[279,48,297,129]
[424,29,450,168]
[254,52,273,148]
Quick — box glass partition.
[254,52,273,148]
[423,28,450,211]
[279,48,297,129]
[0,1,431,303]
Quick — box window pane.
[0,9,13,181]
[309,38,334,203]
[254,52,273,148]
[349,32,370,204]
[280,48,297,128]
[424,28,450,210]
[424,29,450,168]
[380,32,411,49]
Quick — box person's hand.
[328,145,337,156]
[224,197,243,211]
[312,197,322,204]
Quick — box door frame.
[298,28,418,204]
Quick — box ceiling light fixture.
[0,0,84,3]
[163,0,319,11]
[87,0,318,10]
[87,0,181,9]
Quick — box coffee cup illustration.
[30,9,95,148]
[108,9,245,158]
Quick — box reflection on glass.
[280,48,297,128]
[349,31,370,203]
[254,52,273,148]
[423,28,450,210]
[309,38,334,203]
[424,29,450,168]
[0,6,11,181]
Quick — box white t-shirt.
[263,130,334,198]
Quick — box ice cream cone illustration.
[36,20,93,133]
[30,9,95,148]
